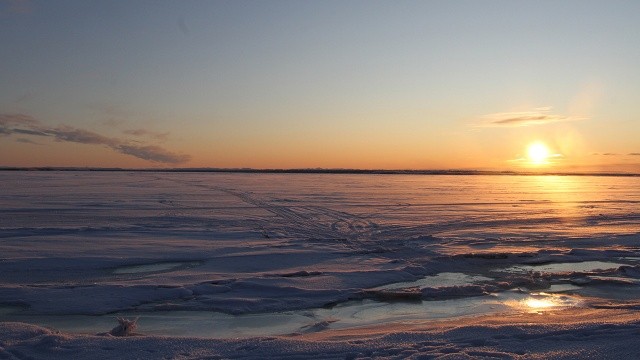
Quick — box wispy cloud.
[593,153,640,157]
[11,128,50,136]
[49,126,114,145]
[0,113,191,165]
[0,113,40,127]
[123,129,169,141]
[15,137,41,145]
[508,153,565,164]
[114,144,190,164]
[478,107,586,127]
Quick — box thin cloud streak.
[0,113,190,165]
[11,128,51,136]
[115,144,190,164]
[123,129,169,141]
[49,126,114,145]
[509,154,565,163]
[593,153,640,157]
[0,113,40,126]
[15,138,41,145]
[478,107,586,127]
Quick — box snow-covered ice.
[2,171,640,358]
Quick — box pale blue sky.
[1,0,639,170]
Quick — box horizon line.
[1,166,639,177]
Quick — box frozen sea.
[2,171,640,359]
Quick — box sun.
[527,142,551,164]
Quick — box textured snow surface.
[2,172,640,358]
[3,315,640,359]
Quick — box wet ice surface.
[0,291,583,338]
[1,172,640,338]
[504,261,629,273]
[0,297,502,338]
[373,272,493,290]
[113,261,202,274]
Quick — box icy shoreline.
[4,306,640,359]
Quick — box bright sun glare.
[524,298,556,309]
[527,142,551,164]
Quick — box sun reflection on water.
[524,297,556,309]
[514,293,582,314]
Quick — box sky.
[1,0,640,171]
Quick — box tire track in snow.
[216,189,379,241]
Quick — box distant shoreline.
[1,167,639,177]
